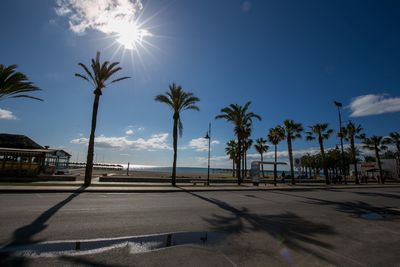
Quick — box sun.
[115,21,152,50]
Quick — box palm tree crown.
[363,136,387,153]
[306,123,334,143]
[283,120,303,140]
[215,102,261,138]
[75,52,130,95]
[383,132,400,156]
[254,138,269,155]
[0,64,42,101]
[268,126,285,145]
[155,83,200,137]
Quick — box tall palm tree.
[306,123,334,185]
[0,64,42,101]
[225,140,238,177]
[155,83,200,186]
[282,120,303,185]
[363,136,387,184]
[76,52,130,186]
[254,138,269,177]
[341,122,364,184]
[215,102,261,185]
[268,125,285,186]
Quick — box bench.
[191,179,208,186]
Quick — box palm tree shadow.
[270,190,400,219]
[180,189,337,264]
[0,186,87,265]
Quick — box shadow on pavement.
[346,190,400,201]
[270,190,400,219]
[181,189,337,265]
[0,185,87,266]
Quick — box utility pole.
[204,123,211,186]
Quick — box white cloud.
[55,0,143,34]
[349,94,400,117]
[0,108,17,120]
[188,137,220,152]
[70,133,171,151]
[125,129,134,135]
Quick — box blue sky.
[1,0,399,168]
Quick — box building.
[0,133,71,177]
[349,159,400,180]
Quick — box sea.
[120,164,291,176]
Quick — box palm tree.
[363,136,387,184]
[76,52,130,186]
[282,120,303,185]
[384,132,400,160]
[306,123,334,185]
[268,126,285,185]
[341,122,364,184]
[225,140,239,177]
[215,102,261,185]
[155,83,200,186]
[0,64,42,101]
[254,138,269,177]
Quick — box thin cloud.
[55,0,143,34]
[349,94,400,117]
[70,133,171,151]
[188,137,220,152]
[0,108,17,120]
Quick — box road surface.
[0,187,399,266]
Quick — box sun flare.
[115,21,152,50]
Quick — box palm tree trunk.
[287,136,295,185]
[244,150,248,178]
[171,116,178,186]
[261,153,264,177]
[232,160,235,177]
[351,138,359,184]
[84,92,101,186]
[375,147,383,184]
[241,150,245,178]
[396,144,400,178]
[319,139,329,185]
[274,144,277,186]
[237,138,242,185]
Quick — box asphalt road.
[0,187,400,266]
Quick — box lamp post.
[204,123,211,186]
[334,101,347,184]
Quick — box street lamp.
[204,123,211,186]
[334,101,347,184]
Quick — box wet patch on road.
[0,231,226,258]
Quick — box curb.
[0,184,399,194]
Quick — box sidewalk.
[0,181,399,193]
